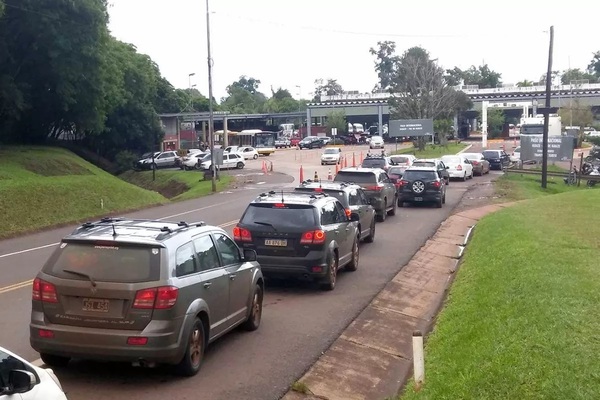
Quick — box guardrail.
[504,167,600,186]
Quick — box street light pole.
[206,0,216,193]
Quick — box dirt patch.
[453,179,504,214]
[24,159,92,176]
[157,181,189,199]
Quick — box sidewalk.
[282,202,518,400]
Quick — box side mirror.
[7,370,36,394]
[350,212,360,222]
[243,249,257,262]
[445,166,449,169]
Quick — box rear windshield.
[334,171,377,184]
[390,156,410,164]
[388,167,405,176]
[482,151,500,158]
[403,170,438,181]
[241,204,317,228]
[361,159,386,168]
[412,161,435,167]
[441,156,461,164]
[294,188,347,206]
[43,242,161,283]
[461,153,482,160]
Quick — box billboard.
[519,135,575,163]
[388,119,434,137]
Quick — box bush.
[114,150,139,174]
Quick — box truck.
[519,114,562,136]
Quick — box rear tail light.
[456,165,463,170]
[127,337,148,346]
[38,329,54,338]
[472,161,479,165]
[345,209,351,218]
[133,286,179,309]
[233,225,252,242]
[32,278,58,303]
[366,185,383,191]
[432,181,441,188]
[398,180,409,186]
[300,230,326,245]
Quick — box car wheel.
[364,218,376,243]
[376,202,386,222]
[195,162,202,170]
[237,162,244,169]
[253,154,258,159]
[175,318,205,376]
[388,196,397,216]
[436,197,443,208]
[320,253,338,291]
[346,239,359,271]
[463,173,467,181]
[442,193,446,204]
[242,284,263,331]
[40,353,70,368]
[445,177,450,185]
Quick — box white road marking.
[256,181,266,185]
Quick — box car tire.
[242,284,263,331]
[388,196,397,216]
[463,173,467,181]
[253,154,258,159]
[40,353,70,368]
[442,193,446,204]
[346,239,359,271]
[320,253,338,291]
[436,197,443,208]
[376,204,386,222]
[175,318,205,377]
[237,162,244,169]
[364,219,376,243]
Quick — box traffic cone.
[314,171,319,181]
[513,137,517,148]
[360,151,364,163]
[344,156,348,168]
[299,165,304,182]
[327,168,332,180]
[335,162,339,174]
[352,153,356,167]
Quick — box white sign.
[331,128,337,136]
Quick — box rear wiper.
[62,269,97,287]
[253,221,278,231]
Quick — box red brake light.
[399,180,409,186]
[133,288,156,309]
[33,278,58,303]
[432,181,441,188]
[127,337,148,346]
[300,230,326,245]
[366,185,382,191]
[38,329,54,338]
[233,225,252,242]
[133,286,178,309]
[273,203,285,208]
[345,209,352,218]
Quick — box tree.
[444,67,464,87]
[486,109,505,138]
[444,64,502,88]
[558,99,594,147]
[325,111,346,135]
[588,51,600,77]
[313,79,343,101]
[221,76,267,113]
[433,119,453,145]
[516,80,535,87]
[538,70,560,85]
[561,68,597,84]
[369,41,399,91]
[227,75,261,95]
[263,88,300,113]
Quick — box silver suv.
[30,217,264,376]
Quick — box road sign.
[520,135,576,162]
[214,148,224,165]
[331,128,337,136]
[388,119,434,137]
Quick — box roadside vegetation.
[399,177,600,399]
[392,142,468,158]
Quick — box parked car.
[334,167,397,222]
[387,155,416,173]
[274,138,291,148]
[482,149,511,170]
[181,152,211,170]
[137,151,180,170]
[294,181,376,242]
[0,345,68,399]
[237,146,259,160]
[440,155,474,181]
[411,159,450,185]
[321,147,342,165]
[30,218,264,376]
[200,153,245,170]
[397,166,447,208]
[510,146,521,162]
[361,153,394,171]
[461,153,490,176]
[135,151,160,170]
[369,135,385,149]
[234,191,360,291]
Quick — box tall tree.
[588,51,600,77]
[264,88,300,113]
[221,76,267,113]
[561,68,597,84]
[369,41,399,91]
[325,111,346,135]
[227,75,262,95]
[516,80,535,87]
[313,79,343,101]
[444,64,502,88]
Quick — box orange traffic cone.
[335,162,339,174]
[352,153,356,167]
[360,151,364,163]
[344,156,348,168]
[327,168,332,180]
[299,165,304,182]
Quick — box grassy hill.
[0,146,167,239]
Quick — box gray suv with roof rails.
[30,217,263,377]
[234,191,360,291]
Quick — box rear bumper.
[30,311,187,364]
[256,252,328,279]
[448,170,466,178]
[399,193,441,203]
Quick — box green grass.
[0,146,167,239]
[400,189,600,400]
[392,143,468,158]
[120,169,233,202]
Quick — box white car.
[223,146,239,154]
[181,152,210,170]
[440,155,473,181]
[0,346,67,399]
[388,154,416,172]
[369,135,385,149]
[201,153,245,170]
[510,146,521,162]
[321,148,342,165]
[237,146,259,160]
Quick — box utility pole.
[541,26,554,189]
[206,0,216,192]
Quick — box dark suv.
[360,153,393,171]
[334,167,397,222]
[397,166,446,208]
[298,136,325,149]
[482,149,511,170]
[30,218,263,376]
[234,191,360,291]
[294,181,377,243]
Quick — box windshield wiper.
[62,269,97,287]
[253,221,278,231]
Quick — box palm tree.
[516,80,534,87]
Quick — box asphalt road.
[0,142,500,400]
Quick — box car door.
[0,349,25,399]
[320,201,346,261]
[333,201,354,263]
[380,172,395,207]
[462,157,473,176]
[213,232,252,326]
[349,188,373,239]
[192,235,231,338]
[501,151,510,167]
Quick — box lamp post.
[206,0,216,192]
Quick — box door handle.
[229,274,236,280]
[203,282,212,289]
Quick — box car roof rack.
[75,218,207,239]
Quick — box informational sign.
[214,148,224,166]
[388,119,434,137]
[519,135,575,162]
[331,128,337,136]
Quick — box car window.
[482,150,500,158]
[214,233,241,266]
[441,156,461,164]
[358,189,369,205]
[379,173,389,183]
[241,204,317,228]
[412,161,435,167]
[390,156,411,164]
[402,170,438,181]
[334,171,377,184]
[0,350,36,389]
[321,201,337,225]
[43,242,161,283]
[193,235,221,272]
[348,188,361,206]
[334,202,349,221]
[175,242,198,277]
[361,159,386,168]
[388,167,404,176]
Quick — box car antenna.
[281,190,285,203]
[112,224,118,237]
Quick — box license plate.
[82,298,110,313]
[414,197,423,201]
[265,239,287,247]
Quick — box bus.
[240,129,277,155]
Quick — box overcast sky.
[108,0,600,100]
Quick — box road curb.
[456,144,473,154]
[281,202,518,400]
